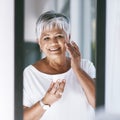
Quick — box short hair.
[36,10,71,40]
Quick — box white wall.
[24,0,57,42]
[0,0,14,120]
[70,0,95,60]
[105,0,120,115]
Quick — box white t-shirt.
[23,59,96,120]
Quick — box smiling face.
[38,28,70,59]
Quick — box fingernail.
[57,79,61,82]
[52,79,57,83]
[71,40,75,42]
[71,41,75,44]
[62,79,66,82]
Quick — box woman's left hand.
[65,41,81,72]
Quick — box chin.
[49,53,66,59]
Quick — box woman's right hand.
[41,79,66,106]
[23,80,66,120]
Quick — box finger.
[47,81,54,92]
[65,42,79,54]
[66,43,80,58]
[71,41,81,55]
[71,41,79,50]
[55,80,66,98]
[65,43,74,55]
[55,90,63,98]
[58,80,66,92]
[49,81,60,94]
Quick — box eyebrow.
[55,33,64,36]
[41,34,50,39]
[41,32,64,37]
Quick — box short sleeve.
[81,59,96,79]
[23,68,34,107]
[23,87,33,107]
[88,61,96,79]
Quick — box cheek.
[39,41,45,49]
[64,36,70,43]
[40,44,46,51]
[60,41,66,51]
[59,40,65,46]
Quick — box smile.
[49,48,60,51]
[48,47,61,52]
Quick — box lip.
[48,47,61,52]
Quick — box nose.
[50,37,58,44]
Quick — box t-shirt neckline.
[30,65,72,77]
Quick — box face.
[38,28,70,59]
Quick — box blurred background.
[24,0,97,68]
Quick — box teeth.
[49,48,59,51]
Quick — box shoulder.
[23,58,48,78]
[81,59,94,68]
[23,65,35,80]
[23,65,33,73]
[81,59,96,79]
[24,59,44,73]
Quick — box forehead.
[41,27,66,36]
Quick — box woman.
[23,10,96,120]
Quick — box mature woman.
[23,11,96,120]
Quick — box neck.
[45,56,70,73]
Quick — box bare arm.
[23,102,45,120]
[23,80,66,120]
[65,41,96,108]
[73,68,96,108]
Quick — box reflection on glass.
[23,1,96,120]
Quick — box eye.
[56,35,64,39]
[43,37,50,41]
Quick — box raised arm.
[65,41,96,108]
